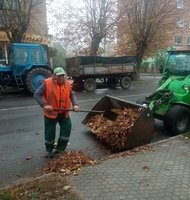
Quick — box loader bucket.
[82,95,154,151]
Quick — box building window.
[188,37,190,45]
[0,0,16,10]
[0,0,3,9]
[176,18,184,28]
[15,48,28,65]
[176,0,184,9]
[32,49,43,64]
[175,36,182,44]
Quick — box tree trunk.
[135,57,142,81]
[90,36,102,55]
[11,30,23,43]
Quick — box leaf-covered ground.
[0,151,94,200]
[0,147,154,200]
[0,174,81,200]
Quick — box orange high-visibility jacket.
[43,77,71,119]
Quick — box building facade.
[0,0,49,46]
[0,0,50,64]
[174,0,190,49]
[22,0,49,45]
[117,0,190,51]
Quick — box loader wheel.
[164,105,190,136]
[84,78,96,92]
[25,67,52,94]
[120,76,131,90]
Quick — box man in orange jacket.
[34,67,79,158]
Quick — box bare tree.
[117,0,178,79]
[0,0,45,43]
[50,0,122,56]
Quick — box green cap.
[53,67,66,75]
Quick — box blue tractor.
[0,43,52,95]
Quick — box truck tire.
[84,78,96,92]
[72,79,84,91]
[163,105,190,136]
[120,76,132,90]
[25,67,52,94]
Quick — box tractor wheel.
[163,105,190,136]
[25,67,52,94]
[0,84,4,98]
[120,76,132,90]
[83,78,96,92]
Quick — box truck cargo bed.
[66,55,137,92]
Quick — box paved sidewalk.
[69,136,190,200]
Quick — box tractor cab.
[165,50,190,75]
[12,43,48,76]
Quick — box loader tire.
[164,105,190,136]
[84,78,96,92]
[120,76,131,90]
[25,67,52,95]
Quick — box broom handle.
[54,108,104,113]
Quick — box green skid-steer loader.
[141,49,190,136]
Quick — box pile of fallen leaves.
[43,151,95,175]
[86,107,141,151]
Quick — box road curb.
[150,134,183,146]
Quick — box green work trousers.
[44,114,72,152]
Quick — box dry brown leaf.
[63,185,71,191]
[143,166,150,170]
[86,107,141,151]
[43,151,94,175]
[26,156,33,160]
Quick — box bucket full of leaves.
[82,95,154,152]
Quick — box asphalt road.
[0,76,167,188]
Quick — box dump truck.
[66,55,137,92]
[0,43,52,95]
[82,49,190,151]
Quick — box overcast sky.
[47,0,83,35]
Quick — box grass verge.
[183,131,190,139]
[0,174,81,200]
